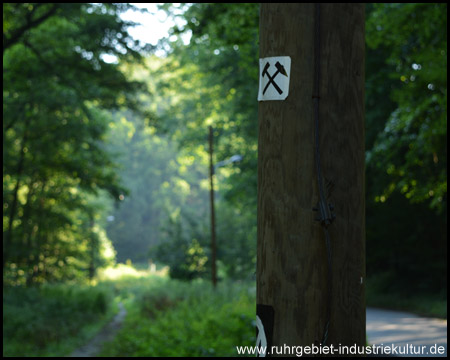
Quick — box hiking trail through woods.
[69,302,127,357]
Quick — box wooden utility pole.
[257,3,365,354]
[88,215,96,281]
[209,125,217,288]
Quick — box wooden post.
[257,3,365,353]
[88,215,96,281]
[209,125,217,288]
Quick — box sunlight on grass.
[98,279,256,357]
[97,263,169,281]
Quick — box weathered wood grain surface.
[257,3,365,353]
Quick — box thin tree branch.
[3,4,59,53]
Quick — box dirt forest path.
[69,302,127,357]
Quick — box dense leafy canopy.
[2,4,447,359]
[147,3,447,289]
[3,3,446,294]
[366,3,447,212]
[365,3,447,291]
[143,3,260,279]
[3,3,146,284]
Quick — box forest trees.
[4,3,446,290]
[145,3,260,280]
[3,3,146,284]
[365,3,447,292]
[152,3,447,288]
[366,3,446,212]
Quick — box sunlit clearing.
[97,263,169,280]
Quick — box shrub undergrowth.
[99,279,256,357]
[3,283,114,357]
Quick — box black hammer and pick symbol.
[262,61,288,95]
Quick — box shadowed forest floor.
[69,302,127,357]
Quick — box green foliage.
[100,51,257,279]
[132,4,260,280]
[158,4,259,209]
[104,99,211,266]
[365,3,447,294]
[3,3,147,283]
[4,266,256,357]
[216,201,256,279]
[99,279,256,357]
[145,3,446,290]
[4,5,446,343]
[366,272,447,319]
[147,178,256,281]
[153,211,209,281]
[104,109,181,263]
[3,283,114,356]
[366,192,447,293]
[366,3,447,212]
